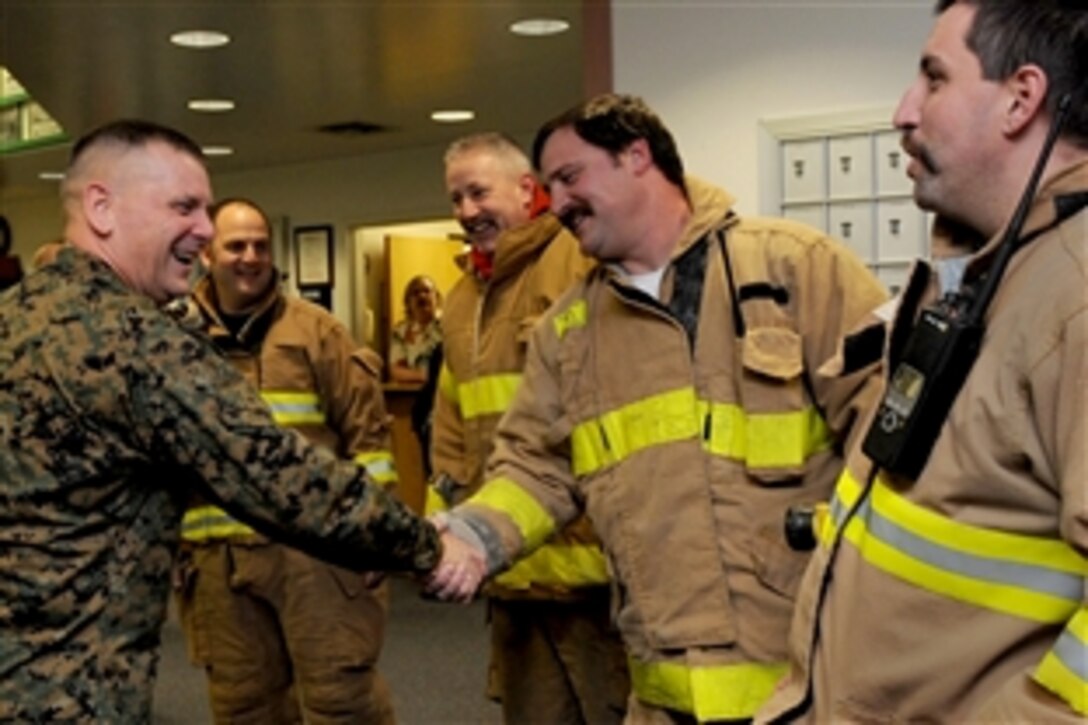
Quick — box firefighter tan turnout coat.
[759,161,1088,723]
[448,178,889,721]
[428,212,605,597]
[181,276,399,546]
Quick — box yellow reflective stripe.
[553,299,587,339]
[353,450,398,486]
[493,542,609,589]
[1034,608,1088,715]
[469,477,555,551]
[831,469,1086,623]
[572,387,830,477]
[261,390,325,425]
[629,656,788,721]
[459,373,522,420]
[438,363,458,404]
[424,485,449,516]
[700,401,832,469]
[572,388,700,476]
[180,505,256,541]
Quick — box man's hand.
[425,518,487,603]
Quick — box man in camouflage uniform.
[176,198,398,723]
[0,119,457,721]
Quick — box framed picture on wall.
[294,225,334,286]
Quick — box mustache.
[901,134,939,174]
[558,203,592,233]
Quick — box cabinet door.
[782,204,826,234]
[876,130,911,196]
[829,135,873,200]
[876,263,912,296]
[828,202,873,263]
[782,139,826,203]
[877,200,924,263]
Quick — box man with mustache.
[428,132,629,724]
[427,96,888,721]
[0,119,461,721]
[758,1,1087,722]
[175,198,398,723]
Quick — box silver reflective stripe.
[1053,629,1088,681]
[855,495,1082,601]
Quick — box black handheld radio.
[862,94,1073,480]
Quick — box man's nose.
[893,79,923,132]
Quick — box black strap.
[717,229,746,338]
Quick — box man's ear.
[623,138,653,176]
[82,182,114,237]
[199,243,214,269]
[1003,64,1049,138]
[517,172,536,208]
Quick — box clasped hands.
[425,514,488,603]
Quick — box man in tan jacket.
[428,132,629,724]
[428,97,888,721]
[176,198,398,724]
[758,1,1088,722]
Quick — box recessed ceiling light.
[431,110,475,123]
[202,146,234,157]
[188,98,235,112]
[510,18,570,36]
[38,171,65,181]
[170,30,230,49]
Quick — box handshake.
[424,512,490,603]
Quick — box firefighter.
[427,95,888,721]
[176,198,398,724]
[758,1,1088,722]
[429,132,629,724]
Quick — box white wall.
[612,0,933,215]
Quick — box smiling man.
[0,120,452,721]
[428,95,889,722]
[429,132,628,725]
[176,198,400,723]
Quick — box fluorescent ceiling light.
[510,18,569,36]
[431,110,475,123]
[170,30,230,49]
[188,98,235,112]
[202,146,234,156]
[38,171,65,181]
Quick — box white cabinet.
[828,202,873,262]
[782,139,826,203]
[877,199,923,262]
[829,135,873,200]
[782,204,826,233]
[770,112,931,286]
[876,263,912,296]
[876,130,912,196]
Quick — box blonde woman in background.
[388,274,442,384]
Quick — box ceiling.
[0,0,604,201]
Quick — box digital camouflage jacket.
[0,248,439,722]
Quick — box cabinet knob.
[793,159,805,178]
[840,221,853,239]
[889,218,901,235]
[839,156,852,174]
[888,150,901,169]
